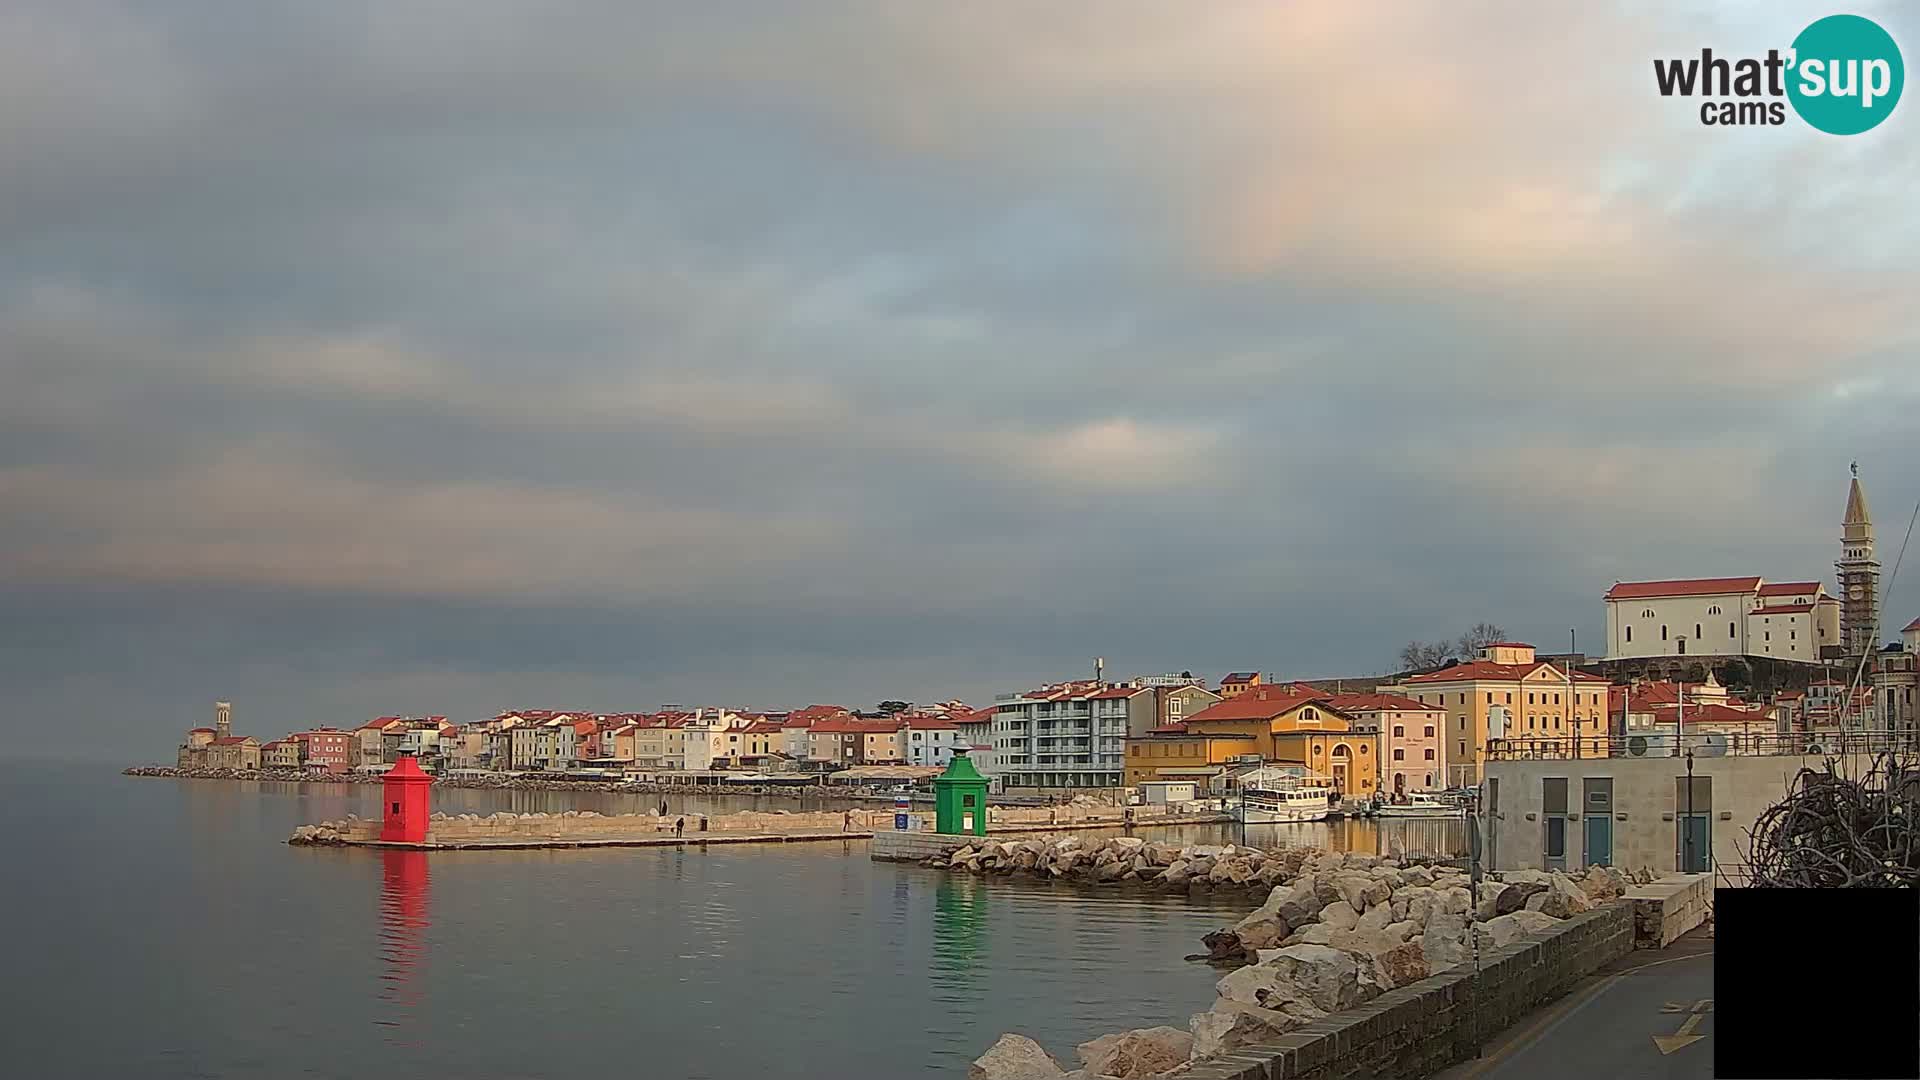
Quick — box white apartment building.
[900,717,963,767]
[1604,577,1840,663]
[990,682,1132,789]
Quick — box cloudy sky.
[5,2,1917,759]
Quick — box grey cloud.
[3,2,1917,759]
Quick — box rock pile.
[930,837,1324,893]
[127,765,887,800]
[970,850,1628,1079]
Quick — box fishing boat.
[1373,791,1459,818]
[1234,767,1337,824]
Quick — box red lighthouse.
[380,755,433,843]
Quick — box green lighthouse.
[933,749,990,836]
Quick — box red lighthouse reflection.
[377,849,431,1035]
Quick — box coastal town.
[157,471,1917,832]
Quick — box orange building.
[1179,688,1380,797]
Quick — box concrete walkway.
[1435,927,1715,1080]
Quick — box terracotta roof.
[1605,577,1762,600]
[1186,689,1340,723]
[1324,692,1444,713]
[1753,603,1813,614]
[900,716,959,730]
[1407,660,1608,684]
[1088,686,1150,700]
[742,721,785,734]
[1757,582,1821,596]
[1905,617,1920,633]
[188,727,215,734]
[1647,703,1769,725]
[1483,642,1533,649]
[210,737,254,746]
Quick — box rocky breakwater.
[968,850,1630,1079]
[930,836,1320,895]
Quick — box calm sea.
[2,764,1461,1078]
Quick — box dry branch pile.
[1745,753,1920,887]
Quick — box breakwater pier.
[290,805,1232,850]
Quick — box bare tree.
[1397,640,1454,672]
[1455,622,1508,660]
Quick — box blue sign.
[894,813,910,831]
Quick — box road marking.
[1654,1007,1710,1055]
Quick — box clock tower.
[1837,462,1880,659]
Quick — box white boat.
[1235,768,1336,824]
[1374,792,1459,818]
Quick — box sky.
[4,2,1918,760]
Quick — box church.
[1601,466,1879,667]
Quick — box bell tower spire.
[1838,463,1879,659]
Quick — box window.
[1393,725,1405,737]
[1487,692,1494,704]
[1505,692,1512,703]
[1642,608,1655,618]
[1708,605,1721,615]
[1695,623,1702,639]
[1765,631,1771,642]
[1424,725,1435,737]
[1553,693,1561,705]
[1393,749,1405,761]
[1424,748,1435,760]
[1661,625,1669,640]
[1730,622,1737,638]
[1426,773,1435,786]
[1458,740,1466,756]
[391,802,401,814]
[1529,693,1536,705]
[1359,745,1369,755]
[1791,630,1797,640]
[1626,626,1632,642]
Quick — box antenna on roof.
[1095,657,1105,685]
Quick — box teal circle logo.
[1787,14,1903,134]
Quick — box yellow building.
[1392,643,1611,787]
[1179,689,1381,797]
[1218,672,1262,699]
[1123,730,1259,787]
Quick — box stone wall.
[1625,874,1710,949]
[1177,904,1635,1080]
[870,831,968,862]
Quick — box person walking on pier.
[843,809,854,833]
[674,816,685,838]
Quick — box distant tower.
[1838,463,1880,659]
[215,701,233,740]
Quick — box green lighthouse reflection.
[931,874,988,989]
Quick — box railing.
[1485,730,1920,761]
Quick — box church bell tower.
[1837,463,1880,659]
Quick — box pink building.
[292,729,354,774]
[1326,692,1447,796]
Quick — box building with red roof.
[1603,575,1840,665]
[1382,643,1609,787]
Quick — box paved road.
[1434,928,1715,1080]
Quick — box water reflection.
[931,875,988,989]
[376,850,431,1040]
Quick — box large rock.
[1332,873,1392,913]
[1369,940,1431,990]
[1527,874,1593,918]
[1260,943,1364,1013]
[1077,1026,1192,1078]
[1580,865,1627,902]
[1434,886,1473,916]
[1383,919,1420,945]
[1353,899,1395,936]
[1231,911,1290,951]
[1497,882,1547,915]
[1507,909,1561,936]
[1190,1004,1305,1059]
[1499,869,1552,887]
[1159,861,1191,888]
[1396,886,1438,927]
[1421,912,1470,973]
[1108,836,1146,854]
[971,1034,1065,1080]
[1273,881,1327,927]
[1318,900,1359,931]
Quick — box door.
[1582,777,1613,868]
[1484,776,1499,872]
[1545,815,1568,872]
[1680,815,1710,872]
[1584,815,1612,868]
[1541,777,1568,872]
